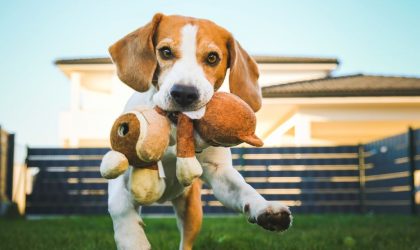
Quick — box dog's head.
[109,13,261,112]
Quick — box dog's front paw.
[246,201,292,232]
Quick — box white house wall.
[56,60,344,147]
[298,104,420,122]
[262,101,420,146]
[60,70,133,147]
[258,63,336,86]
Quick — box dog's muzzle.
[170,84,199,107]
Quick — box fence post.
[408,127,417,215]
[0,126,2,200]
[6,134,15,201]
[358,144,366,214]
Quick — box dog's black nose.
[170,85,199,107]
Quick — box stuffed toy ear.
[239,134,264,147]
[100,150,129,179]
[176,113,203,186]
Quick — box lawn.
[0,214,419,250]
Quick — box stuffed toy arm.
[176,113,203,186]
[100,150,129,179]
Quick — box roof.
[55,58,112,65]
[54,56,339,65]
[252,56,338,64]
[262,74,420,98]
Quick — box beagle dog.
[108,13,292,250]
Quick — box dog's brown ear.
[227,36,261,112]
[109,13,163,92]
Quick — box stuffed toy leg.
[176,113,202,186]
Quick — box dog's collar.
[154,106,179,124]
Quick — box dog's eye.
[159,47,173,60]
[118,123,129,137]
[206,52,220,66]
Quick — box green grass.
[0,214,419,250]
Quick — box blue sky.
[0,0,419,147]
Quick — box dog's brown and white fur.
[108,13,292,250]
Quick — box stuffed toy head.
[100,107,171,205]
[109,108,171,167]
[195,92,263,147]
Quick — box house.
[55,56,420,147]
[260,74,420,145]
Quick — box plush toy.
[173,92,263,185]
[100,92,264,204]
[100,107,171,205]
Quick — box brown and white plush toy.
[100,107,171,205]
[100,92,264,203]
[170,92,263,186]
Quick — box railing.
[25,129,420,215]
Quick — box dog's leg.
[198,146,292,232]
[172,179,203,250]
[108,174,151,250]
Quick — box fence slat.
[27,148,110,156]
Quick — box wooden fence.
[362,128,419,214]
[25,129,420,215]
[0,127,15,210]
